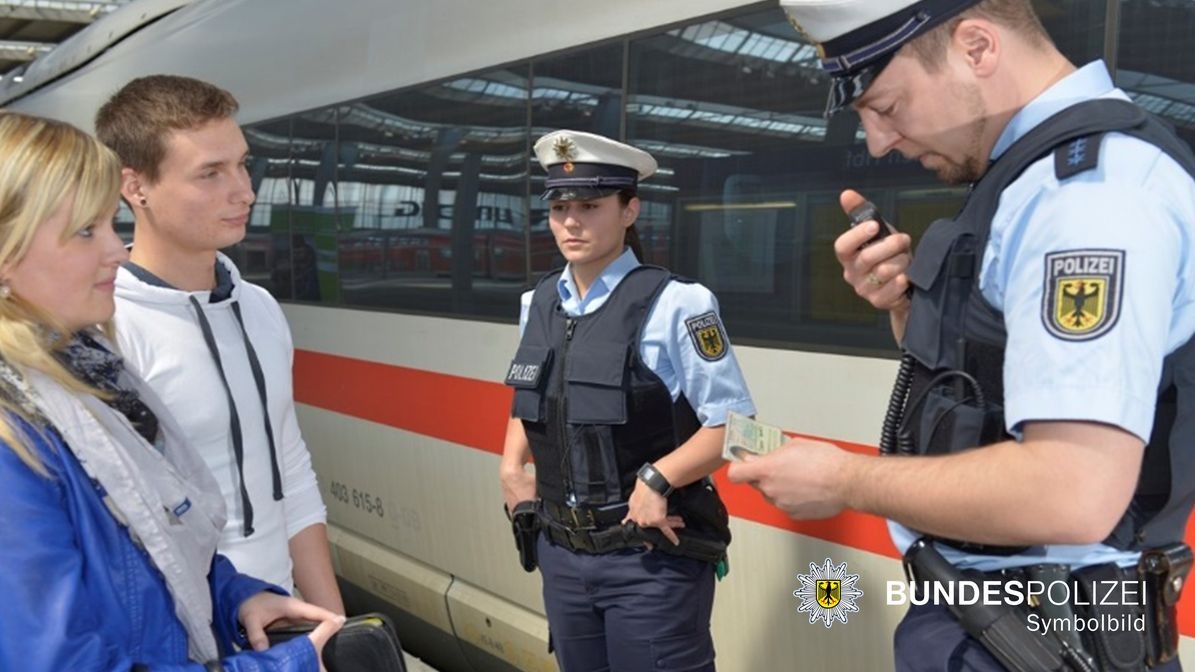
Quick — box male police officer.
[729,1,1195,669]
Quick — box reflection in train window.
[1116,0,1195,152]
[330,64,531,319]
[1033,0,1107,66]
[237,117,292,298]
[283,107,339,304]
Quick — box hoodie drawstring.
[230,302,284,502]
[187,296,284,537]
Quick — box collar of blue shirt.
[556,247,641,316]
[990,60,1127,161]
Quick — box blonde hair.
[0,112,122,474]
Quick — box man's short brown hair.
[95,74,238,183]
[906,0,1052,71]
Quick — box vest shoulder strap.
[522,269,564,342]
[529,268,564,307]
[604,265,674,353]
[969,98,1195,244]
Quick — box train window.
[627,7,945,353]
[328,64,531,320]
[246,2,1135,358]
[1032,0,1108,67]
[1115,0,1195,153]
[529,43,625,278]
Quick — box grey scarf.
[0,332,227,661]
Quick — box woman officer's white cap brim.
[779,0,982,116]
[533,130,657,201]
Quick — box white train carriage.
[7,0,1195,669]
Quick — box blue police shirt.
[892,61,1195,570]
[518,248,756,427]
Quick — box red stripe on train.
[294,349,1194,636]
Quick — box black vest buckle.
[569,506,597,530]
[541,499,627,531]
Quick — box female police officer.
[499,130,755,672]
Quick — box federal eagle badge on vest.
[1041,249,1124,341]
[685,311,728,361]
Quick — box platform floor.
[403,651,439,671]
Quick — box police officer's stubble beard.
[928,79,989,184]
[883,63,990,185]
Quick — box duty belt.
[538,499,726,564]
[902,538,1190,671]
[540,499,628,531]
[539,499,645,556]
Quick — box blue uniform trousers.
[894,603,1182,671]
[537,533,716,672]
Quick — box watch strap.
[637,462,674,497]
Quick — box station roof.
[0,0,133,83]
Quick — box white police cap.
[779,0,982,115]
[533,130,657,201]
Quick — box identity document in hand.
[723,411,785,461]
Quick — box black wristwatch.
[637,462,674,498]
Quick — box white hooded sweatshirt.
[114,252,326,591]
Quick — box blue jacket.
[0,417,319,672]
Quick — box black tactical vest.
[505,265,701,506]
[895,99,1195,552]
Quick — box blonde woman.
[0,112,342,671]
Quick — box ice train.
[8,0,1195,669]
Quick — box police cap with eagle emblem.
[534,130,657,201]
[778,0,982,116]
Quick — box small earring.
[0,284,10,300]
[138,197,148,207]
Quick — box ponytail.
[624,224,645,261]
[617,190,645,260]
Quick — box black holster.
[1140,543,1192,667]
[507,500,540,572]
[1070,563,1146,671]
[629,524,728,565]
[670,480,732,546]
[644,479,733,566]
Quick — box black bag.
[266,612,406,672]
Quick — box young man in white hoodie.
[97,75,344,614]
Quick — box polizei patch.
[685,311,728,361]
[505,361,542,387]
[1041,249,1124,341]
